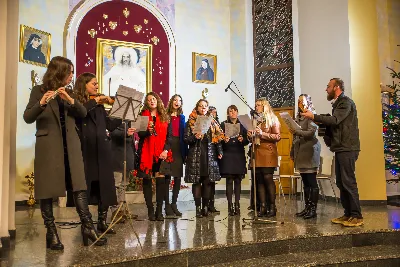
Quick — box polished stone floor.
[2,195,400,267]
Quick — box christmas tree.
[383,63,400,181]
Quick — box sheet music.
[279,112,301,131]
[237,115,254,131]
[109,85,144,121]
[193,116,213,134]
[224,123,240,138]
[130,115,149,131]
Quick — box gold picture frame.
[192,52,217,84]
[19,25,51,67]
[96,38,152,97]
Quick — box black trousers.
[335,151,362,218]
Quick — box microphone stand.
[223,81,279,227]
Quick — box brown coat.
[254,123,281,167]
[23,85,87,200]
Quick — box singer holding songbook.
[184,99,224,218]
[74,72,121,235]
[220,105,249,216]
[137,92,169,221]
[247,98,281,218]
[23,56,107,249]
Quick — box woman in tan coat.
[248,98,281,217]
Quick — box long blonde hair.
[256,98,280,128]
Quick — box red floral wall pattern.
[76,1,170,104]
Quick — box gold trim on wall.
[19,25,51,67]
[192,52,217,84]
[96,38,152,95]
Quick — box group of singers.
[25,56,325,250]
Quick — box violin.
[89,94,115,105]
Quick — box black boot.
[155,203,165,221]
[208,199,220,213]
[164,204,175,217]
[73,191,107,246]
[234,202,240,216]
[171,203,182,216]
[266,204,277,217]
[147,205,156,221]
[40,199,64,250]
[257,203,268,217]
[303,188,319,219]
[296,187,311,217]
[196,206,203,218]
[228,203,235,216]
[202,199,209,217]
[97,204,116,234]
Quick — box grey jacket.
[290,116,321,170]
[314,93,360,153]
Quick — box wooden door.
[274,107,294,194]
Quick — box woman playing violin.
[74,72,121,236]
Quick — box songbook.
[224,123,240,138]
[109,85,144,121]
[279,112,301,132]
[237,115,254,131]
[130,115,149,132]
[193,116,213,134]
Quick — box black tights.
[257,173,276,205]
[143,178,166,207]
[165,176,181,204]
[226,175,241,204]
[192,176,211,207]
[300,172,318,189]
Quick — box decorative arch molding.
[64,0,176,96]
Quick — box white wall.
[294,0,352,197]
[175,0,232,118]
[16,0,69,201]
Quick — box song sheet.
[224,123,240,138]
[109,85,144,121]
[193,116,213,134]
[130,115,149,131]
[237,115,254,131]
[279,112,301,131]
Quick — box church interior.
[1,0,400,266]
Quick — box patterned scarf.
[139,110,169,174]
[188,109,224,143]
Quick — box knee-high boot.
[143,179,155,221]
[303,188,319,219]
[40,198,64,250]
[97,201,116,234]
[73,191,107,246]
[155,177,166,221]
[171,177,182,216]
[296,187,311,217]
[208,182,220,213]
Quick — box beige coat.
[23,85,87,200]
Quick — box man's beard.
[327,91,335,101]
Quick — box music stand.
[90,85,144,247]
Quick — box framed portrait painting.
[192,52,217,84]
[19,25,51,67]
[96,38,152,97]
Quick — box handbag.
[159,160,172,176]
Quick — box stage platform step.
[210,244,400,267]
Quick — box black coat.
[184,123,223,183]
[75,100,121,206]
[110,121,136,172]
[313,93,360,153]
[220,120,249,176]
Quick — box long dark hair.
[42,56,73,92]
[298,94,316,116]
[166,94,183,115]
[73,72,96,104]
[141,92,168,122]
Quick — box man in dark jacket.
[302,78,363,227]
